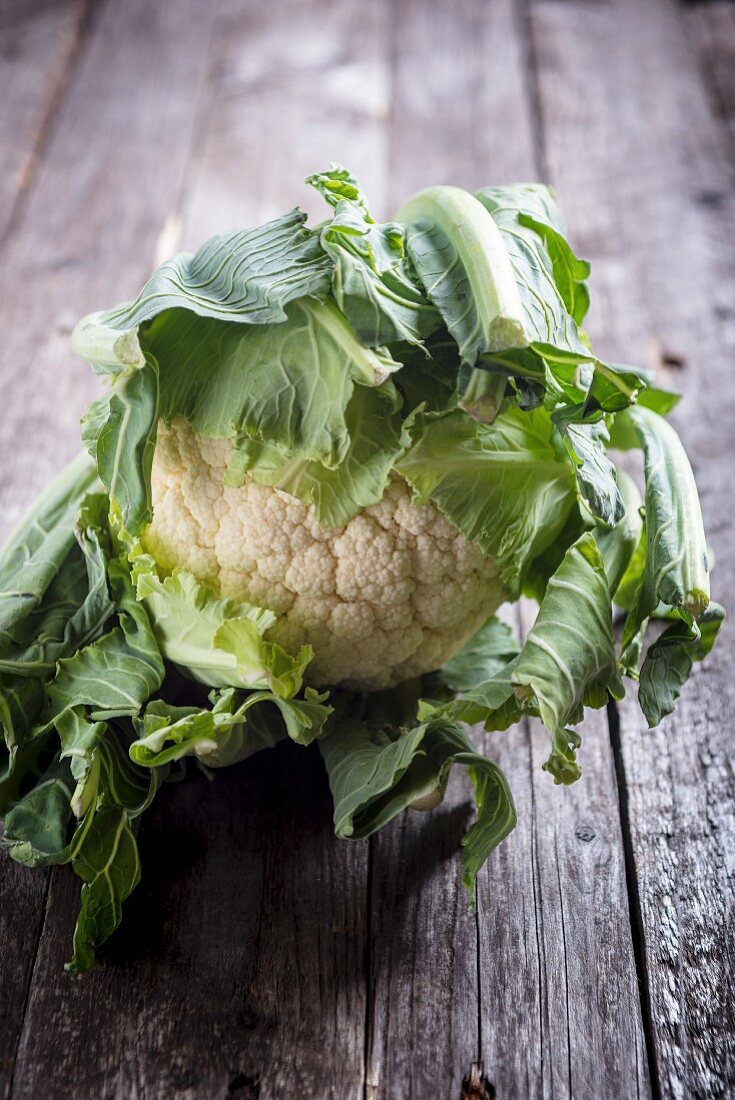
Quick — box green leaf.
[1,755,78,866]
[475,185,591,357]
[67,806,141,973]
[513,533,622,783]
[0,675,48,788]
[79,209,331,336]
[0,457,107,674]
[635,384,681,416]
[439,617,521,694]
[623,406,709,617]
[71,210,340,536]
[130,686,332,768]
[475,187,646,412]
[97,721,166,816]
[307,165,440,346]
[319,715,516,894]
[638,602,725,727]
[612,406,711,674]
[397,407,577,591]
[84,297,402,537]
[554,414,625,526]
[148,298,399,463]
[593,468,644,598]
[583,363,647,415]
[45,552,164,723]
[226,381,412,527]
[435,532,625,786]
[82,358,159,535]
[0,463,118,798]
[130,548,312,697]
[396,186,527,364]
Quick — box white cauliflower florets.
[144,418,506,690]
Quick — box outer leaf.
[554,414,625,526]
[638,602,725,727]
[615,405,710,620]
[593,467,644,597]
[396,186,527,364]
[71,210,336,536]
[476,187,645,411]
[80,209,331,336]
[45,553,164,723]
[307,165,439,346]
[319,716,516,894]
[131,549,311,697]
[146,298,399,466]
[82,358,159,535]
[0,456,105,671]
[513,532,622,783]
[1,755,80,866]
[226,382,412,527]
[0,465,116,796]
[130,686,331,767]
[439,616,521,694]
[397,407,577,590]
[0,675,48,788]
[433,529,628,786]
[67,806,141,973]
[475,185,591,357]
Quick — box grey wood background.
[0,1,733,1097]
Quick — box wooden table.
[1,1,734,1096]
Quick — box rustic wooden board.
[689,1,735,153]
[0,0,219,1094]
[369,2,648,1098]
[0,0,92,243]
[0,2,96,1090]
[12,744,367,1099]
[3,1,379,1096]
[1,0,733,1096]
[530,0,735,1096]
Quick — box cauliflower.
[144,418,507,691]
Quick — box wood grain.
[0,0,92,243]
[368,3,648,1098]
[0,0,219,1095]
[0,0,733,1095]
[689,1,735,154]
[365,3,536,1095]
[4,1,382,1096]
[0,0,218,536]
[0,2,95,1091]
[530,0,735,1095]
[12,745,367,1099]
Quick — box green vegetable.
[0,164,721,970]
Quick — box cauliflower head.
[143,418,507,691]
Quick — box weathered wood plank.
[0,0,92,243]
[369,2,648,1098]
[0,0,219,534]
[530,0,735,1095]
[0,0,221,1095]
[0,2,95,1092]
[479,622,649,1099]
[689,1,735,154]
[366,3,536,1094]
[149,1,395,1093]
[5,0,382,1096]
[175,0,392,240]
[12,745,367,1099]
